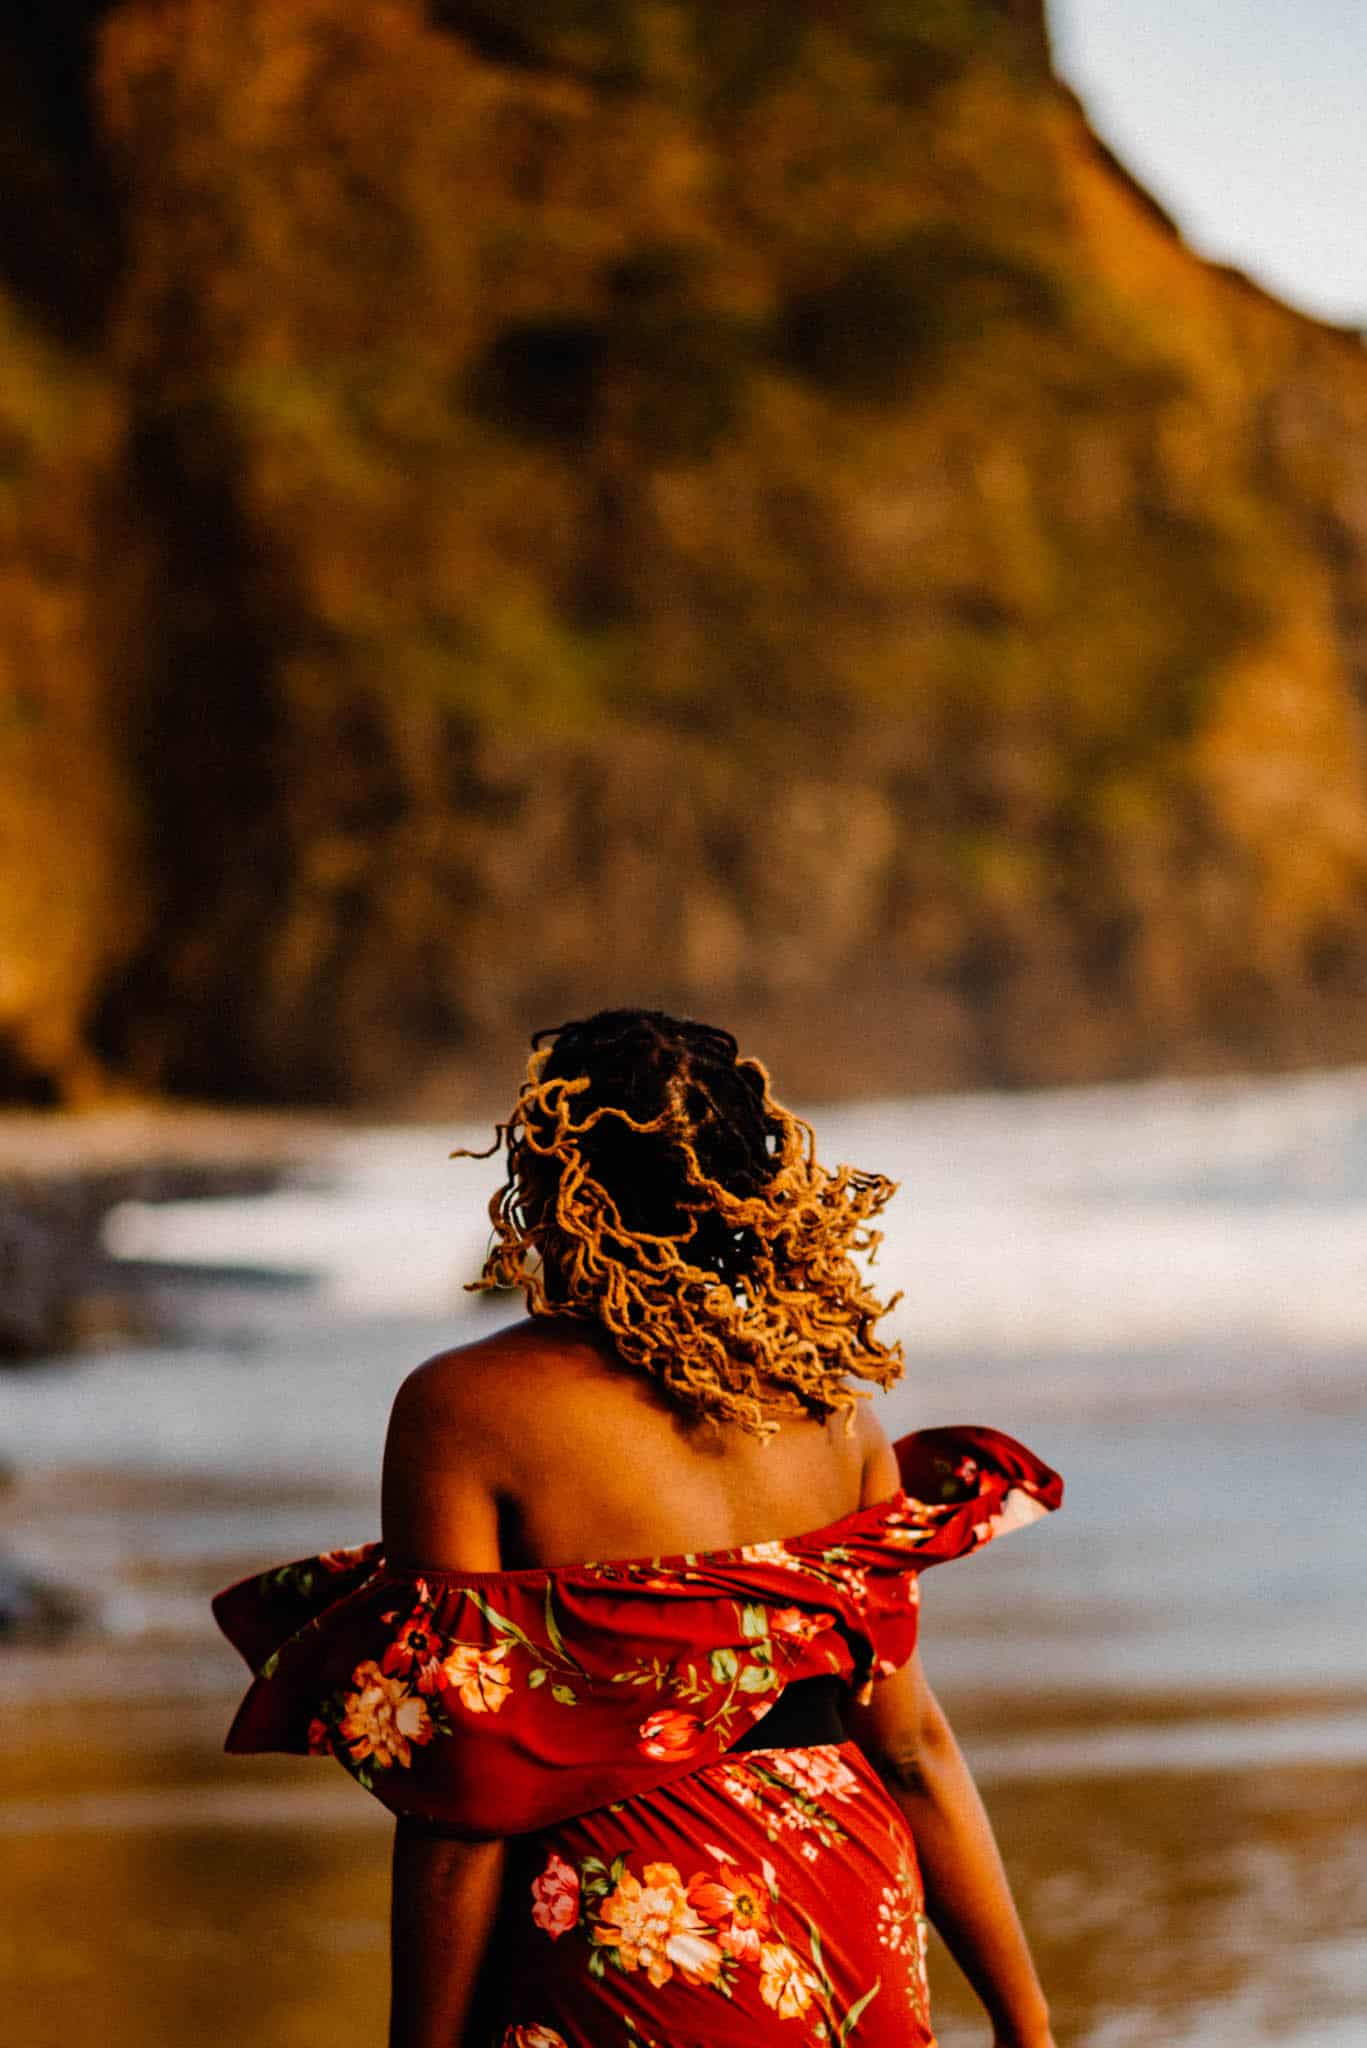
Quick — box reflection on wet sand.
[5,1695,1366,2048]
[933,1760,1367,2047]
[5,1083,1366,2047]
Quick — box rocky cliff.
[2,0,1366,1104]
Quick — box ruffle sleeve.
[212,1423,1060,1836]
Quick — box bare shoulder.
[852,1399,902,1505]
[381,1317,596,1568]
[389,1315,594,1433]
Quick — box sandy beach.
[6,1577,1365,2048]
[3,1072,1366,2046]
[6,1694,1365,2048]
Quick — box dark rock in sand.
[0,1154,285,1360]
[0,1554,84,1643]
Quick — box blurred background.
[1,2,1364,2044]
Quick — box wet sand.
[3,1437,1365,2048]
[5,1076,1366,2046]
[4,1409,1365,2046]
[5,1687,1366,2048]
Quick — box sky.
[1049,0,1367,328]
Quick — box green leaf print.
[737,1663,777,1692]
[465,1588,546,1664]
[710,1647,740,1681]
[551,1683,578,1705]
[838,1980,882,2041]
[739,1603,770,1639]
[528,1666,547,1687]
[543,1582,584,1671]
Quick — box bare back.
[381,1315,889,1576]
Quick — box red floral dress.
[214,1425,1061,2048]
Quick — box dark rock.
[0,1555,84,1643]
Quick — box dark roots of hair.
[454,1010,905,1440]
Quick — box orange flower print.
[437,1643,512,1714]
[381,1609,443,1691]
[593,1862,723,1988]
[500,2029,569,2048]
[758,1940,822,2019]
[768,1607,837,1643]
[637,1708,706,1761]
[687,1865,771,1961]
[338,1660,433,1769]
[306,1715,332,1757]
[530,1851,580,1940]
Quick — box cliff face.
[3,0,1366,1103]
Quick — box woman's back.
[380,1315,878,1578]
[215,1010,1061,2048]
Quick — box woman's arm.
[845,1652,1055,2048]
[849,1411,1055,2048]
[381,1355,509,2048]
[389,1824,506,2048]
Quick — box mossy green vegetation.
[1,0,1366,1101]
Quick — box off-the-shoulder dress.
[215,1423,1062,2047]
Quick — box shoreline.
[0,1106,346,1358]
[5,1687,1364,2047]
[7,1056,1367,1362]
[5,1077,1365,2048]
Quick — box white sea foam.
[1,1070,1364,1727]
[3,1067,1364,1569]
[98,1062,1367,1352]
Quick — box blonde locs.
[453,1011,905,1439]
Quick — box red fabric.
[213,1425,1061,1841]
[489,1739,939,2046]
[215,1424,1060,2043]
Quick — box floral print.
[336,1659,433,1770]
[301,1583,527,1786]
[522,1763,903,2042]
[638,1708,707,1760]
[757,1940,822,2019]
[688,1864,772,1960]
[768,1605,839,1643]
[737,1539,803,1569]
[530,1852,580,1940]
[592,1861,724,1988]
[763,1744,861,1806]
[437,1641,513,1714]
[877,1850,933,2031]
[381,1607,443,1688]
[302,1579,571,1786]
[715,1750,856,1852]
[217,1423,1061,1830]
[214,1423,1063,2040]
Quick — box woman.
[215,1009,1062,2048]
